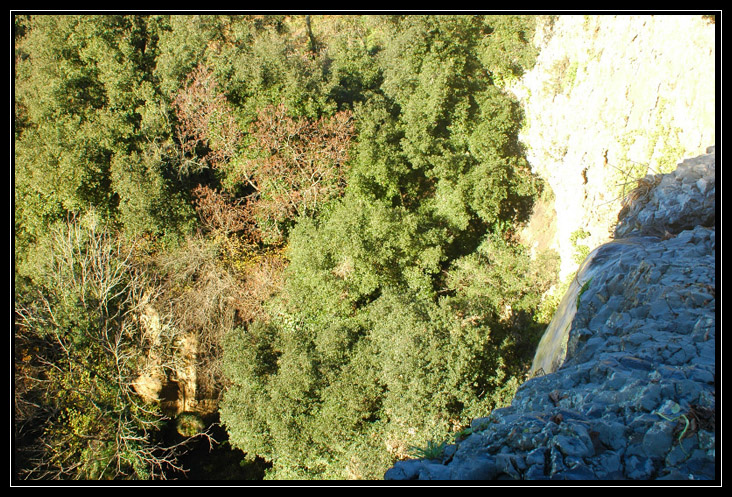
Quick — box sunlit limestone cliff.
[514,14,715,282]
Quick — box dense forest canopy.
[14,13,559,480]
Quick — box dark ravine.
[162,413,271,481]
[384,147,716,481]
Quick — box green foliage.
[222,232,556,478]
[570,228,592,264]
[408,440,448,460]
[220,216,555,478]
[480,15,539,85]
[370,15,538,231]
[218,14,552,480]
[577,277,594,308]
[16,14,555,480]
[14,14,195,264]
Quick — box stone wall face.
[384,149,716,481]
[513,15,715,281]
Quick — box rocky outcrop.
[384,149,716,481]
[529,147,716,379]
[613,148,716,239]
[132,305,203,416]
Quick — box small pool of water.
[162,412,271,481]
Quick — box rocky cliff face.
[514,14,715,281]
[132,306,216,418]
[530,148,716,379]
[383,15,717,481]
[385,148,716,481]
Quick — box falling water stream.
[528,235,661,377]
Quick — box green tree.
[374,15,538,231]
[14,14,195,265]
[220,14,549,480]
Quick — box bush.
[14,214,189,479]
[176,413,206,437]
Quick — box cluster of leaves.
[15,14,558,481]
[173,64,243,175]
[570,228,592,264]
[192,185,253,238]
[232,103,355,242]
[219,15,557,480]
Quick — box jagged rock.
[132,305,201,416]
[384,149,716,481]
[614,146,715,239]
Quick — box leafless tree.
[172,64,242,176]
[14,214,212,480]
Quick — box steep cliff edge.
[514,14,715,281]
[384,149,716,481]
[529,147,716,380]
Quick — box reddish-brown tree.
[191,184,255,239]
[235,104,354,240]
[173,65,242,174]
